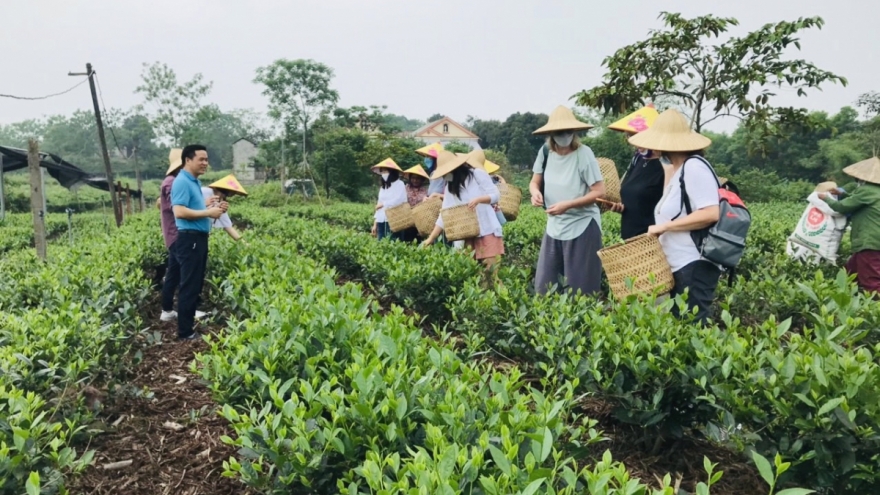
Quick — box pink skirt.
[467,234,505,260]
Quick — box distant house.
[410,116,481,150]
[232,138,265,184]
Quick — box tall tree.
[574,12,847,147]
[254,59,340,169]
[426,113,444,123]
[135,62,214,145]
[857,91,880,118]
[506,126,535,168]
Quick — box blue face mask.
[423,157,435,171]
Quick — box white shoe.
[195,310,207,320]
[160,310,177,322]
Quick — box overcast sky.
[1,0,876,133]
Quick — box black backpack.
[676,156,751,285]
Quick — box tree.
[311,128,371,200]
[574,12,847,147]
[857,92,880,118]
[254,59,340,169]
[443,141,472,154]
[507,127,535,168]
[426,113,444,123]
[135,62,214,145]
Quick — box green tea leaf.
[817,397,845,417]
[751,450,775,486]
[26,471,40,495]
[540,427,553,463]
[775,489,815,495]
[521,478,546,495]
[488,445,511,476]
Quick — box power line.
[93,72,125,158]
[0,78,89,100]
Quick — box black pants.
[400,227,423,244]
[161,244,181,312]
[174,231,209,338]
[670,260,721,325]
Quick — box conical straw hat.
[814,181,838,193]
[416,142,443,158]
[402,164,430,180]
[627,109,711,152]
[484,160,500,175]
[842,157,880,185]
[608,104,659,133]
[533,106,594,135]
[370,158,402,174]
[165,148,183,176]
[464,149,486,170]
[208,174,248,196]
[431,150,469,179]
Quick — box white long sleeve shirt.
[374,180,408,223]
[436,168,503,237]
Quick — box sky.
[1,0,877,134]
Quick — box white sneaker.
[160,310,177,322]
[195,310,207,320]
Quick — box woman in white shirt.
[629,109,721,324]
[370,158,408,241]
[423,150,504,285]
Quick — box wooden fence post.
[27,140,47,260]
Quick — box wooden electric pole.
[27,140,47,260]
[70,63,122,227]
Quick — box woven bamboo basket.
[598,158,621,213]
[597,234,674,299]
[385,202,415,232]
[441,205,480,241]
[498,184,522,221]
[413,197,442,237]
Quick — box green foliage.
[442,141,472,154]
[574,12,848,147]
[135,61,215,145]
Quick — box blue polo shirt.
[171,170,211,232]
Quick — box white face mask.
[660,155,672,166]
[552,132,574,148]
[443,173,453,182]
[380,172,390,181]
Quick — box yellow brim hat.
[842,157,880,185]
[608,105,660,133]
[431,150,468,179]
[627,109,711,152]
[208,174,248,196]
[416,142,443,158]
[402,164,430,180]
[533,105,594,135]
[484,160,500,175]
[165,148,183,176]
[371,157,402,174]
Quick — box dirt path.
[70,311,253,495]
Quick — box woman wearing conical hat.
[818,157,880,294]
[530,106,606,296]
[416,142,446,200]
[370,158,408,241]
[483,159,508,226]
[201,175,248,243]
[606,104,665,239]
[630,109,721,324]
[422,149,504,287]
[400,164,430,242]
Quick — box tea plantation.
[1,200,877,495]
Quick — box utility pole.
[69,63,122,227]
[28,140,47,260]
[133,148,145,211]
[280,133,286,192]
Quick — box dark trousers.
[400,227,423,244]
[174,231,209,338]
[845,250,880,295]
[377,222,402,241]
[161,244,181,312]
[535,220,603,296]
[670,260,721,325]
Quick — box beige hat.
[402,164,430,180]
[533,106,594,135]
[842,157,880,185]
[431,149,469,179]
[627,109,712,152]
[370,158,402,174]
[165,148,183,176]
[464,149,486,170]
[814,181,839,193]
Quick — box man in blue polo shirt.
[171,144,225,340]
